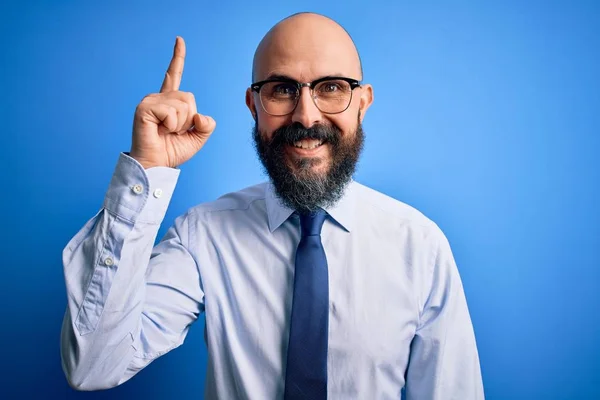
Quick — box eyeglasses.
[250,76,361,116]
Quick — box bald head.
[252,13,363,82]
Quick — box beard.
[252,116,364,214]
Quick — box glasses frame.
[250,76,362,116]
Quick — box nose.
[291,87,323,128]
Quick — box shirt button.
[104,257,114,266]
[153,188,163,198]
[132,184,144,194]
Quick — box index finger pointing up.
[160,36,186,93]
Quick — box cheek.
[328,114,358,138]
[258,114,289,140]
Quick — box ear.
[245,88,257,121]
[357,84,374,123]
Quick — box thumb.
[189,113,216,139]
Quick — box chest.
[200,220,421,376]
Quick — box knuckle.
[135,103,147,116]
[165,70,181,80]
[140,94,154,104]
[138,94,158,111]
[184,91,195,103]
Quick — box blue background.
[1,0,598,399]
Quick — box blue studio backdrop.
[1,1,599,399]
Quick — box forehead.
[253,22,361,82]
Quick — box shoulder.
[351,180,445,238]
[186,182,269,218]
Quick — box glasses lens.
[259,81,298,116]
[313,79,352,113]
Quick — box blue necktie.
[284,210,329,400]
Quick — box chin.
[287,155,331,176]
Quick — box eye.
[321,82,341,92]
[270,83,297,98]
[315,80,350,97]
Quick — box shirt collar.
[265,182,295,233]
[265,180,357,233]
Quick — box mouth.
[286,139,328,157]
[292,138,324,149]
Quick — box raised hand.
[130,36,216,169]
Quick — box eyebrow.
[263,74,295,81]
[262,73,354,82]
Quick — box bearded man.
[61,12,484,400]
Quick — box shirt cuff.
[102,153,180,224]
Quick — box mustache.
[269,122,341,147]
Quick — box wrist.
[128,152,164,170]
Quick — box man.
[61,12,484,399]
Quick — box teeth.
[293,139,324,149]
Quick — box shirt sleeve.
[404,228,485,400]
[60,153,205,391]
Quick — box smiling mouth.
[291,139,325,150]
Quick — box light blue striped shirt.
[60,152,484,399]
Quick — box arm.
[60,153,204,390]
[405,229,484,400]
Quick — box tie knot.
[299,210,327,237]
